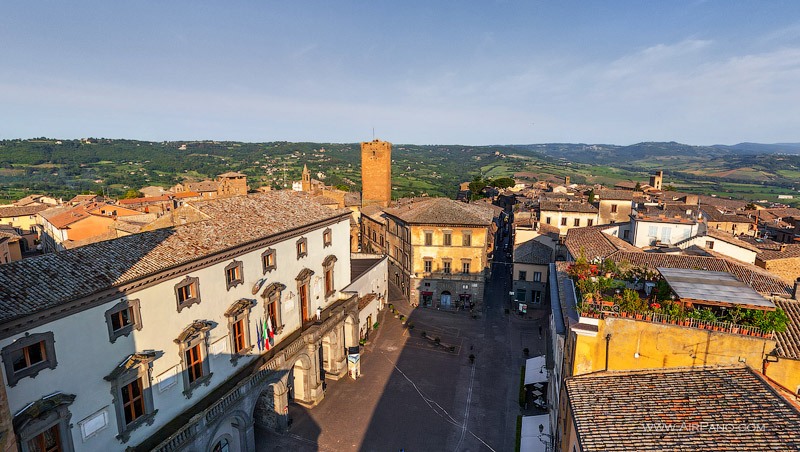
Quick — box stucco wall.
[0,217,351,451]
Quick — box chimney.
[794,277,800,300]
[780,244,787,252]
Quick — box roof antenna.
[372,127,375,140]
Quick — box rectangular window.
[518,271,527,281]
[424,260,432,273]
[177,284,194,304]
[379,236,384,247]
[443,232,452,246]
[296,237,308,259]
[175,276,201,312]
[11,341,46,373]
[561,218,567,226]
[516,289,526,302]
[661,227,672,244]
[462,262,470,274]
[533,291,542,304]
[573,218,580,227]
[546,217,551,224]
[325,268,334,295]
[28,424,61,452]
[623,230,630,239]
[2,332,57,386]
[185,344,203,384]
[425,232,432,246]
[232,319,246,354]
[587,219,594,226]
[611,204,618,213]
[110,307,134,332]
[462,232,472,246]
[262,248,276,273]
[706,240,714,250]
[534,272,542,282]
[121,377,145,426]
[323,228,332,247]
[443,261,451,274]
[268,298,278,329]
[224,260,243,290]
[648,225,658,237]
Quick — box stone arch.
[320,329,346,379]
[343,313,358,349]
[290,352,316,405]
[205,409,251,452]
[253,375,290,433]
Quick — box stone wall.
[361,140,392,208]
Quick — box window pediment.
[174,320,214,344]
[13,392,76,432]
[103,351,157,382]
[322,254,338,267]
[224,298,256,318]
[296,268,315,282]
[261,282,286,299]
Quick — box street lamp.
[538,424,554,452]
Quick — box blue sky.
[2,1,800,145]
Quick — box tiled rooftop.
[0,204,49,218]
[513,239,553,265]
[594,189,634,201]
[703,228,762,252]
[566,366,800,452]
[539,200,597,214]
[758,243,800,260]
[0,191,350,325]
[774,298,800,359]
[564,225,639,260]
[384,197,495,226]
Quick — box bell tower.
[302,164,311,193]
[361,140,392,207]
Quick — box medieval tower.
[301,164,312,193]
[361,139,392,207]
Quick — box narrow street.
[257,225,549,451]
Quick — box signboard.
[347,346,361,379]
[518,303,527,314]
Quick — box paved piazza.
[256,261,548,452]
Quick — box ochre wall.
[764,357,800,396]
[410,224,489,275]
[572,317,774,376]
[361,140,392,208]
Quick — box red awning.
[421,291,433,296]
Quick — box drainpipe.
[605,334,611,371]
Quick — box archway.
[344,314,357,349]
[206,410,250,452]
[290,354,314,404]
[440,290,452,309]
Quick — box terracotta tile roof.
[172,191,201,199]
[0,205,49,218]
[68,194,100,204]
[594,189,634,201]
[757,243,800,260]
[564,226,640,261]
[513,239,553,265]
[0,191,350,325]
[566,366,800,452]
[0,225,21,239]
[700,207,752,223]
[186,180,218,192]
[704,228,762,252]
[344,192,361,207]
[698,195,748,210]
[610,251,791,296]
[384,198,495,226]
[40,203,106,228]
[774,298,800,359]
[117,195,172,205]
[539,200,598,214]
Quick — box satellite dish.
[251,278,266,295]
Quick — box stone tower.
[302,164,311,193]
[649,170,663,191]
[361,140,392,207]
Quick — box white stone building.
[0,191,382,452]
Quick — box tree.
[469,179,487,194]
[634,181,641,191]
[489,177,515,189]
[122,189,143,199]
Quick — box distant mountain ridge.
[513,141,800,164]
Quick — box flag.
[255,318,263,351]
[267,315,275,346]
[268,317,272,350]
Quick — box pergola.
[657,267,776,311]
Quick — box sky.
[2,1,800,146]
